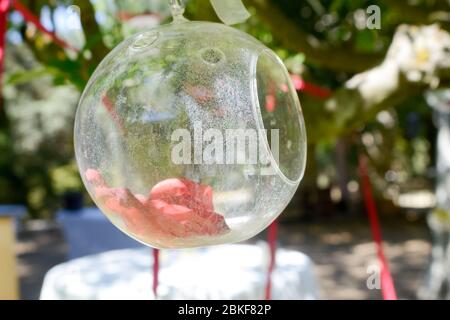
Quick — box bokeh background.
[2,0,450,300]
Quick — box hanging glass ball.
[74,19,307,248]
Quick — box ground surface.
[15,218,431,300]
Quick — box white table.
[40,244,319,300]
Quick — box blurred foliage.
[1,0,446,218]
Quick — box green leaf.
[355,29,376,53]
[5,67,61,85]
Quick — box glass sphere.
[74,20,307,248]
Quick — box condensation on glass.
[74,13,307,248]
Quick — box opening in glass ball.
[200,47,225,65]
[74,21,306,248]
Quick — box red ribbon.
[152,248,159,298]
[101,95,126,135]
[291,74,332,98]
[0,0,9,99]
[11,0,77,51]
[263,74,331,300]
[265,220,278,300]
[358,154,397,300]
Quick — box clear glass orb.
[74,20,307,249]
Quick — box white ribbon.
[209,0,251,25]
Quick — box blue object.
[62,191,84,211]
[0,205,27,218]
[0,205,27,235]
[57,207,145,260]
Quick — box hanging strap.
[2,0,396,300]
[358,154,397,300]
[265,220,278,300]
[152,248,159,299]
[290,74,332,99]
[0,0,9,99]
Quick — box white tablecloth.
[40,244,319,300]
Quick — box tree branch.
[16,0,109,88]
[384,0,450,28]
[304,24,450,144]
[244,0,384,73]
[73,0,109,66]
